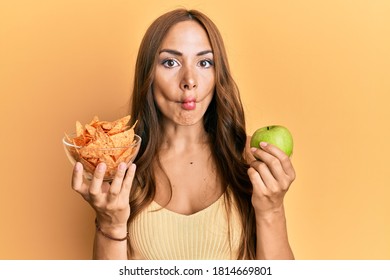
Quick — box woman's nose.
[180,67,197,90]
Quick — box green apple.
[250,125,293,156]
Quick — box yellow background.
[1,0,389,259]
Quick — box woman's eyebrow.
[159,49,213,56]
[159,49,182,56]
[196,50,213,56]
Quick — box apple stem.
[267,126,270,130]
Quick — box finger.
[121,163,136,197]
[259,142,296,179]
[250,160,278,192]
[89,162,106,199]
[71,162,90,201]
[247,167,268,194]
[71,162,84,191]
[108,162,128,196]
[251,146,286,180]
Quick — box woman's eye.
[162,59,179,68]
[198,59,214,68]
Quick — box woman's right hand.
[71,161,136,234]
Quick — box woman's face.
[153,20,215,126]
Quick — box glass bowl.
[62,133,141,181]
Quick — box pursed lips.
[178,97,197,110]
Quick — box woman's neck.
[160,119,209,152]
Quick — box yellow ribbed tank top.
[129,193,242,259]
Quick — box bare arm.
[254,205,294,259]
[92,223,128,259]
[246,137,295,259]
[71,162,136,260]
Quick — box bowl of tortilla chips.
[63,115,141,181]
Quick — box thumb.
[245,136,257,163]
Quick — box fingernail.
[250,147,257,153]
[118,162,126,171]
[260,142,268,148]
[75,162,82,172]
[129,163,136,172]
[97,163,106,172]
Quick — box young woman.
[71,8,296,260]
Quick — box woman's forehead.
[160,21,212,52]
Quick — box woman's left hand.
[246,140,296,216]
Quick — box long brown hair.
[129,8,256,259]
